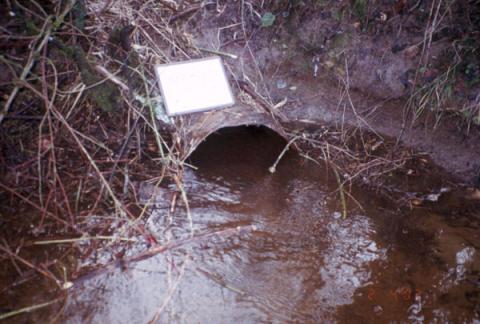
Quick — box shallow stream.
[56,127,480,322]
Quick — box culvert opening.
[187,125,290,179]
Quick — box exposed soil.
[188,1,480,184]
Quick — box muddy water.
[61,127,479,323]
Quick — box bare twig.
[0,298,62,321]
[0,20,52,125]
[0,243,61,286]
[269,135,300,173]
[1,1,76,124]
[73,225,255,283]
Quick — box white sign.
[155,56,235,116]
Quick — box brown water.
[56,127,479,323]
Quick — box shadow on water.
[56,126,479,323]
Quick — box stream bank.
[186,1,480,184]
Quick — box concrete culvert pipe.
[175,102,288,160]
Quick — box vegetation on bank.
[268,0,480,128]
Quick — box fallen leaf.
[467,188,480,200]
[62,281,74,290]
[371,140,383,151]
[411,198,422,206]
[261,12,276,27]
[403,45,419,59]
[324,60,335,69]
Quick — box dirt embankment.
[190,1,480,184]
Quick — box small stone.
[425,193,441,202]
[366,242,378,252]
[373,304,383,315]
[333,211,342,219]
[324,60,335,69]
[456,247,475,265]
[276,79,287,89]
[62,281,74,290]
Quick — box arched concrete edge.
[177,103,288,159]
